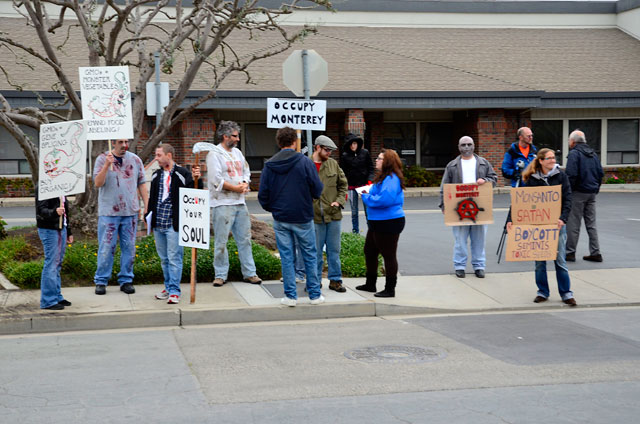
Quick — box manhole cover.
[344,345,447,364]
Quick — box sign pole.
[108,139,113,170]
[59,196,64,229]
[190,152,201,304]
[302,50,313,157]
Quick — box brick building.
[2,0,640,190]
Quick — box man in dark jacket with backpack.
[565,130,605,263]
[340,133,374,233]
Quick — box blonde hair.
[522,148,553,182]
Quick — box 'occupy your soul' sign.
[506,186,562,261]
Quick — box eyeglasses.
[541,156,556,161]
[321,147,334,153]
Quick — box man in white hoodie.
[206,121,262,286]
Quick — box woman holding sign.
[507,148,576,306]
[357,149,405,298]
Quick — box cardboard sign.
[443,183,493,226]
[509,186,561,225]
[38,120,87,200]
[79,66,134,140]
[179,188,210,249]
[505,224,560,261]
[266,98,327,131]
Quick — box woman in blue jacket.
[357,149,405,298]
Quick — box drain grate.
[344,345,447,364]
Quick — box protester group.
[37,122,605,310]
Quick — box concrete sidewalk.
[1,268,638,335]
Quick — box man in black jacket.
[565,130,605,262]
[146,144,201,304]
[340,133,374,233]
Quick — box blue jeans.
[315,220,342,282]
[94,215,137,286]
[535,226,573,300]
[38,228,66,308]
[293,240,306,280]
[273,220,321,300]
[349,189,367,233]
[154,227,183,296]
[452,224,487,270]
[212,205,257,280]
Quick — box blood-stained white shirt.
[206,144,251,207]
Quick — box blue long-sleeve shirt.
[361,173,404,221]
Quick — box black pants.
[364,218,405,279]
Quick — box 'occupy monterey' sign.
[266,98,327,131]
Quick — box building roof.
[2,16,640,109]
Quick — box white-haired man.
[565,130,604,262]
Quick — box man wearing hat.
[312,135,348,292]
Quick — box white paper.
[355,184,372,195]
[145,211,153,235]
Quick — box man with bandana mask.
[439,136,498,278]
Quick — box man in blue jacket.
[258,127,324,307]
[565,130,605,262]
[501,127,537,187]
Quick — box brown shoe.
[329,280,347,293]
[583,254,603,262]
[565,253,576,262]
[213,278,225,287]
[563,298,578,307]
[243,276,262,285]
[533,296,548,303]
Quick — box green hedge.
[0,234,281,289]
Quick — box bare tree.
[0,0,331,219]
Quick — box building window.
[243,124,279,171]
[383,123,416,166]
[532,120,563,165]
[607,119,639,165]
[569,119,601,157]
[0,125,37,175]
[420,122,455,168]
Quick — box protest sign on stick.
[79,66,133,140]
[179,188,210,250]
[38,120,87,201]
[266,98,327,131]
[442,183,493,226]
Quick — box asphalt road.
[3,192,639,275]
[2,307,640,423]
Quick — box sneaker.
[281,297,297,307]
[310,295,325,305]
[58,299,72,307]
[120,283,135,294]
[213,278,225,287]
[155,290,169,300]
[95,285,106,295]
[168,295,180,304]
[243,276,263,284]
[43,303,64,310]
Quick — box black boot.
[356,275,377,293]
[374,276,396,298]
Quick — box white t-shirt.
[206,144,251,207]
[460,156,477,184]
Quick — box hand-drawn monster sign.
[87,71,129,119]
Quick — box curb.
[3,300,640,336]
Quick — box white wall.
[617,7,640,40]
